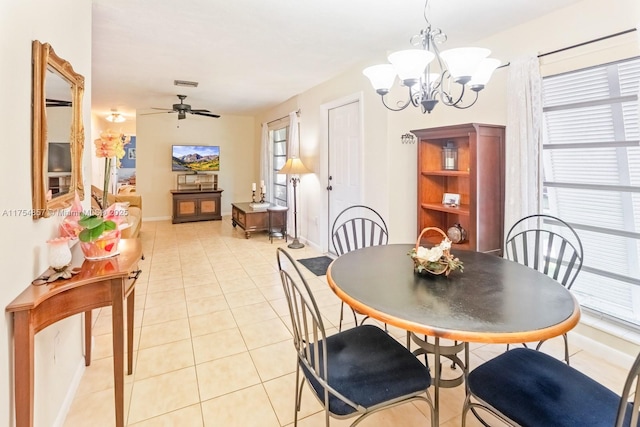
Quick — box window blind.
[542,57,640,328]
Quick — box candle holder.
[260,190,266,203]
[252,190,256,203]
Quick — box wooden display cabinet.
[413,123,505,255]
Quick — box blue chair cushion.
[468,348,637,427]
[301,325,431,416]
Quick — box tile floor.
[63,217,633,426]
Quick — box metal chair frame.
[462,348,640,427]
[276,248,435,427]
[504,214,584,364]
[330,205,389,331]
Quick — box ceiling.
[91,0,582,121]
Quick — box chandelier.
[363,0,500,114]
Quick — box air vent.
[174,79,199,88]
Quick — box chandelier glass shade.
[363,5,500,114]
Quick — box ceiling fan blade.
[139,111,176,116]
[191,111,220,118]
[190,109,211,113]
[46,98,72,107]
[151,107,173,111]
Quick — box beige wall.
[136,113,255,219]
[256,0,640,250]
[0,0,92,425]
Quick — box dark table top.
[326,244,580,344]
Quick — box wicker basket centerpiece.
[409,227,464,276]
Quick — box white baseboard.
[52,358,86,427]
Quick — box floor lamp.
[278,157,311,249]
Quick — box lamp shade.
[388,49,435,84]
[278,158,311,175]
[363,64,397,93]
[467,58,501,90]
[439,47,490,84]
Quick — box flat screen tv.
[48,142,72,173]
[172,145,220,172]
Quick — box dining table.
[326,244,580,425]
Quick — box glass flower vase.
[80,229,121,260]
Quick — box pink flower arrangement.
[94,129,130,209]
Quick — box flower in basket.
[409,237,464,276]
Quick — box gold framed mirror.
[32,40,85,219]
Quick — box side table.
[268,205,289,243]
[6,239,143,427]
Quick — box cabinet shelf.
[421,203,470,216]
[176,173,218,191]
[414,123,505,255]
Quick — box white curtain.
[504,55,543,236]
[288,111,300,158]
[259,123,272,202]
[286,111,300,238]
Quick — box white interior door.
[328,100,362,254]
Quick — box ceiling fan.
[145,95,220,120]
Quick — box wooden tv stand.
[171,189,223,223]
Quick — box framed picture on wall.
[127,148,136,160]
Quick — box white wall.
[0,1,92,426]
[256,0,640,250]
[136,113,255,219]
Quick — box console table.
[6,239,143,427]
[231,202,285,239]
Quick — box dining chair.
[276,248,435,427]
[330,205,389,331]
[462,347,640,427]
[504,213,584,364]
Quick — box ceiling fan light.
[388,49,435,84]
[468,58,501,91]
[363,64,397,94]
[440,47,490,84]
[106,112,125,123]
